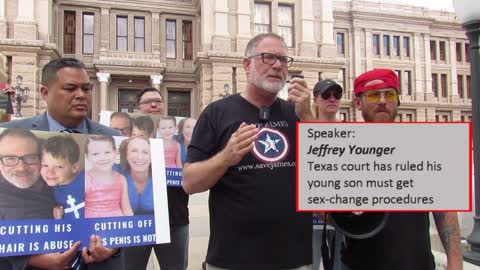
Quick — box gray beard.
[255,80,285,94]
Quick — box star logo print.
[252,127,289,163]
[258,134,281,154]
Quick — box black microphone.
[259,107,270,122]
[286,73,304,83]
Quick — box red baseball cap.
[354,69,399,96]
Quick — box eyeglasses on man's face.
[139,98,164,106]
[0,154,41,166]
[249,52,294,67]
[363,89,398,103]
[114,127,132,135]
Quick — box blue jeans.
[124,224,189,270]
[312,227,343,270]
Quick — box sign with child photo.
[0,128,170,257]
[99,111,197,187]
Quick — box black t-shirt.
[187,94,312,270]
[341,212,435,270]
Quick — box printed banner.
[297,122,471,212]
[0,128,170,256]
[100,111,197,187]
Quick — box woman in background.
[312,79,344,270]
[176,117,197,165]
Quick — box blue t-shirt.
[53,170,85,219]
[126,173,154,215]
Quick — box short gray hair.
[244,33,287,57]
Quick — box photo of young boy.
[41,135,85,219]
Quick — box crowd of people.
[0,31,462,270]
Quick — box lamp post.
[13,75,29,117]
[453,0,480,265]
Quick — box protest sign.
[0,128,170,257]
[100,111,186,187]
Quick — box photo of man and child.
[0,128,169,257]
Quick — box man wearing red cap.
[340,69,462,270]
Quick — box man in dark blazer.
[0,57,121,270]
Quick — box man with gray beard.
[0,129,60,269]
[183,33,314,270]
[0,129,53,220]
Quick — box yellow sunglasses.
[363,89,398,103]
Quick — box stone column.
[236,0,251,53]
[100,8,110,52]
[14,0,37,40]
[316,0,335,58]
[416,108,427,122]
[423,34,433,101]
[425,107,436,122]
[449,38,459,102]
[96,73,110,112]
[299,0,317,57]
[365,29,373,70]
[352,28,362,77]
[0,0,6,38]
[150,74,166,112]
[201,0,214,51]
[413,33,423,101]
[212,0,231,51]
[152,12,160,54]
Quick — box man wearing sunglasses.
[340,69,462,270]
[183,33,313,270]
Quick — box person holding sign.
[0,58,121,270]
[136,87,165,115]
[123,87,189,270]
[183,33,314,270]
[340,68,462,270]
